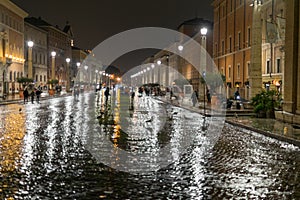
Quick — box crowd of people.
[23,86,42,104]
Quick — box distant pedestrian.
[191,90,198,107]
[31,90,35,104]
[23,88,29,104]
[131,91,135,99]
[104,87,110,104]
[36,89,41,103]
[206,89,211,104]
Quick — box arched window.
[9,71,12,81]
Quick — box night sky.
[11,0,213,73]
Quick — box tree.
[17,77,33,88]
[251,90,278,118]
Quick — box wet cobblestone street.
[0,92,299,199]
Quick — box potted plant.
[47,79,59,95]
[251,90,278,118]
[17,77,33,98]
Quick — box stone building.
[25,17,73,88]
[0,0,27,97]
[24,20,48,87]
[212,0,286,100]
[275,0,300,125]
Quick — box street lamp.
[51,51,56,80]
[178,45,183,51]
[27,41,34,79]
[66,58,70,92]
[202,71,206,117]
[199,27,208,108]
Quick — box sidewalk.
[0,92,69,105]
[157,96,300,147]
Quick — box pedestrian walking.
[104,87,110,104]
[23,87,29,104]
[31,90,35,104]
[207,89,211,104]
[36,88,41,103]
[191,90,198,107]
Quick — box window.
[276,58,281,73]
[36,75,38,82]
[266,60,271,74]
[228,65,232,79]
[230,0,233,12]
[40,75,42,82]
[247,27,251,46]
[229,37,232,52]
[13,71,16,81]
[9,71,12,81]
[222,40,225,54]
[238,32,241,50]
[247,62,250,78]
[237,64,240,79]
[44,75,46,82]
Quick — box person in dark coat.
[36,89,42,103]
[191,90,198,107]
[206,89,211,104]
[31,90,35,104]
[104,87,110,104]
[23,88,29,104]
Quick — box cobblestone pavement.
[0,92,299,199]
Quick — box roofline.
[24,21,48,34]
[2,0,28,18]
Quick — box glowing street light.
[27,41,34,79]
[66,58,71,92]
[51,51,56,80]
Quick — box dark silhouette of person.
[234,90,240,100]
[207,89,211,104]
[31,90,35,104]
[104,87,110,104]
[23,88,29,104]
[191,90,198,107]
[36,89,41,103]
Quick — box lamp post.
[200,27,207,112]
[66,58,70,92]
[27,41,34,79]
[51,51,56,80]
[202,71,206,116]
[76,62,80,84]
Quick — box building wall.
[43,26,72,86]
[24,22,48,87]
[0,0,27,95]
[213,0,286,100]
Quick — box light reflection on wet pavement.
[0,91,299,199]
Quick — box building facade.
[25,17,73,89]
[275,0,300,125]
[24,21,48,87]
[212,0,286,100]
[0,0,27,97]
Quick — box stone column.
[283,0,298,113]
[249,1,262,99]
